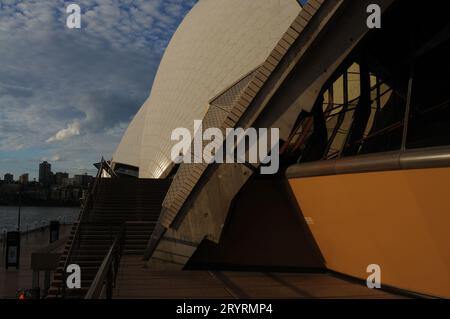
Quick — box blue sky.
[0,0,197,180]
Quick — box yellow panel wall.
[288,167,450,298]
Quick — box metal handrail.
[59,157,108,297]
[286,145,450,179]
[84,223,127,299]
[86,221,156,299]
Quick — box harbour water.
[0,206,79,233]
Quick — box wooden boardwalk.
[0,225,71,298]
[114,256,404,299]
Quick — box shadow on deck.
[114,256,405,299]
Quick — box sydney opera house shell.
[113,0,302,178]
[50,0,450,299]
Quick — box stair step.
[123,250,145,255]
[48,287,88,296]
[51,279,93,287]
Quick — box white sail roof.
[113,0,301,178]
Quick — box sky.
[0,0,197,180]
[0,0,307,181]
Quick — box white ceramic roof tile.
[113,0,301,178]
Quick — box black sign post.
[6,231,21,269]
[49,221,60,243]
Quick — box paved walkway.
[0,225,71,298]
[114,256,404,299]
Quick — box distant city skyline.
[1,159,92,182]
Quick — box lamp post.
[17,186,22,232]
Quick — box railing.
[286,145,450,179]
[58,157,110,298]
[84,223,126,299]
[85,221,156,299]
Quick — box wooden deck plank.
[113,256,406,299]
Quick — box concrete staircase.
[47,178,171,298]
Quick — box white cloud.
[46,121,81,143]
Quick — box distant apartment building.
[66,177,76,186]
[4,173,14,183]
[55,172,69,186]
[39,161,52,186]
[19,173,29,185]
[74,174,94,189]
